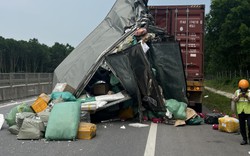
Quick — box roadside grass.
[203,79,237,116]
[203,78,249,134]
[204,78,239,93]
[202,89,233,116]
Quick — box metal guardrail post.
[38,73,41,93]
[50,73,53,91]
[25,73,28,97]
[9,73,13,87]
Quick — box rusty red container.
[149,5,205,80]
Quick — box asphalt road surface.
[0,99,250,156]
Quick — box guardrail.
[0,73,53,101]
[206,70,249,80]
[216,70,249,79]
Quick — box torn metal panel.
[53,0,148,93]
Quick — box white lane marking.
[144,122,158,156]
[0,98,35,109]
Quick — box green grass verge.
[203,78,239,115]
[202,88,234,116]
[204,78,240,93]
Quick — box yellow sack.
[218,116,239,133]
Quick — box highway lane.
[0,100,250,156]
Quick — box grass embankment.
[205,78,239,93]
[203,79,240,116]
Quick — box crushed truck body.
[53,0,188,122]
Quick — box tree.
[0,36,74,73]
[205,0,250,74]
[48,42,74,72]
[0,36,7,72]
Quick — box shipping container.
[149,5,205,112]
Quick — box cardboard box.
[77,122,96,140]
[92,83,109,95]
[185,107,197,121]
[52,83,76,94]
[174,120,186,127]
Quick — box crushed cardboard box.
[185,107,197,121]
[52,83,76,94]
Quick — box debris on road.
[0,114,4,130]
[1,0,239,143]
[120,125,126,129]
[218,115,239,133]
[77,122,96,140]
[204,113,224,124]
[128,123,149,128]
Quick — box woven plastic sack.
[51,92,76,101]
[45,101,81,140]
[186,116,203,125]
[16,112,36,128]
[37,111,50,123]
[17,118,45,140]
[8,125,19,135]
[218,116,239,133]
[165,99,187,120]
[5,103,33,126]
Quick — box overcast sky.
[0,0,211,47]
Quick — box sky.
[0,0,211,47]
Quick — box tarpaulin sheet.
[147,42,188,103]
[106,44,165,112]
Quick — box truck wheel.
[195,103,202,113]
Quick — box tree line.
[0,36,74,73]
[1,0,250,75]
[205,0,250,75]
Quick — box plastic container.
[77,122,96,140]
[31,97,48,113]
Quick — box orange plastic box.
[39,93,50,103]
[77,122,96,140]
[31,97,48,113]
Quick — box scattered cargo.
[77,122,97,140]
[30,98,47,113]
[0,114,4,130]
[52,83,76,94]
[1,0,237,144]
[218,116,239,133]
[204,113,224,124]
